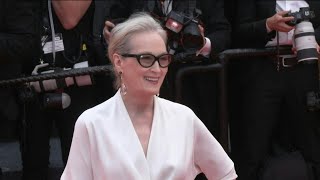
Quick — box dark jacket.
[0,0,39,68]
[108,0,231,55]
[233,0,320,48]
[0,0,40,121]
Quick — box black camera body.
[163,9,205,62]
[285,7,315,26]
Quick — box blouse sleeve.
[193,117,237,180]
[61,115,93,180]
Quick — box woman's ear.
[113,53,123,73]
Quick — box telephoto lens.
[42,92,71,109]
[294,21,318,62]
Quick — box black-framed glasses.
[121,53,173,68]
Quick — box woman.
[61,12,237,180]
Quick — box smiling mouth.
[145,77,160,83]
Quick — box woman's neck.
[121,93,155,123]
[122,92,155,157]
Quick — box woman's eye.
[140,55,154,61]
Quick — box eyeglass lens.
[139,54,172,68]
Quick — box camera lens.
[294,21,318,62]
[181,22,204,51]
[42,92,71,109]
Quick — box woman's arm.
[193,117,237,180]
[61,116,93,179]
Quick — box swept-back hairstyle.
[108,12,167,89]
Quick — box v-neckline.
[119,92,158,160]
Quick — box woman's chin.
[145,88,160,96]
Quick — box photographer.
[229,0,320,179]
[0,0,39,175]
[104,0,231,143]
[105,0,230,55]
[21,0,114,179]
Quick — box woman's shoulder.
[77,95,116,124]
[157,97,196,116]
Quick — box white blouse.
[61,90,237,180]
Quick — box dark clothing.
[22,86,98,180]
[0,0,39,136]
[232,0,320,49]
[165,0,230,141]
[230,1,320,179]
[109,0,231,55]
[0,0,39,65]
[22,1,114,179]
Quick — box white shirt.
[266,0,309,47]
[61,90,237,180]
[162,0,172,15]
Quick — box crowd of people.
[0,0,320,180]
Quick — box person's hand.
[266,11,295,32]
[103,20,115,44]
[198,24,206,48]
[198,24,204,37]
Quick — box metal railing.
[174,47,292,151]
[0,65,113,87]
[0,47,293,152]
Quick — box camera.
[17,84,71,110]
[285,7,315,26]
[285,7,318,62]
[27,61,93,110]
[163,9,205,62]
[30,61,93,93]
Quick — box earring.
[120,72,127,95]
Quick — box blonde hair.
[108,12,167,89]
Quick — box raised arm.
[198,0,231,55]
